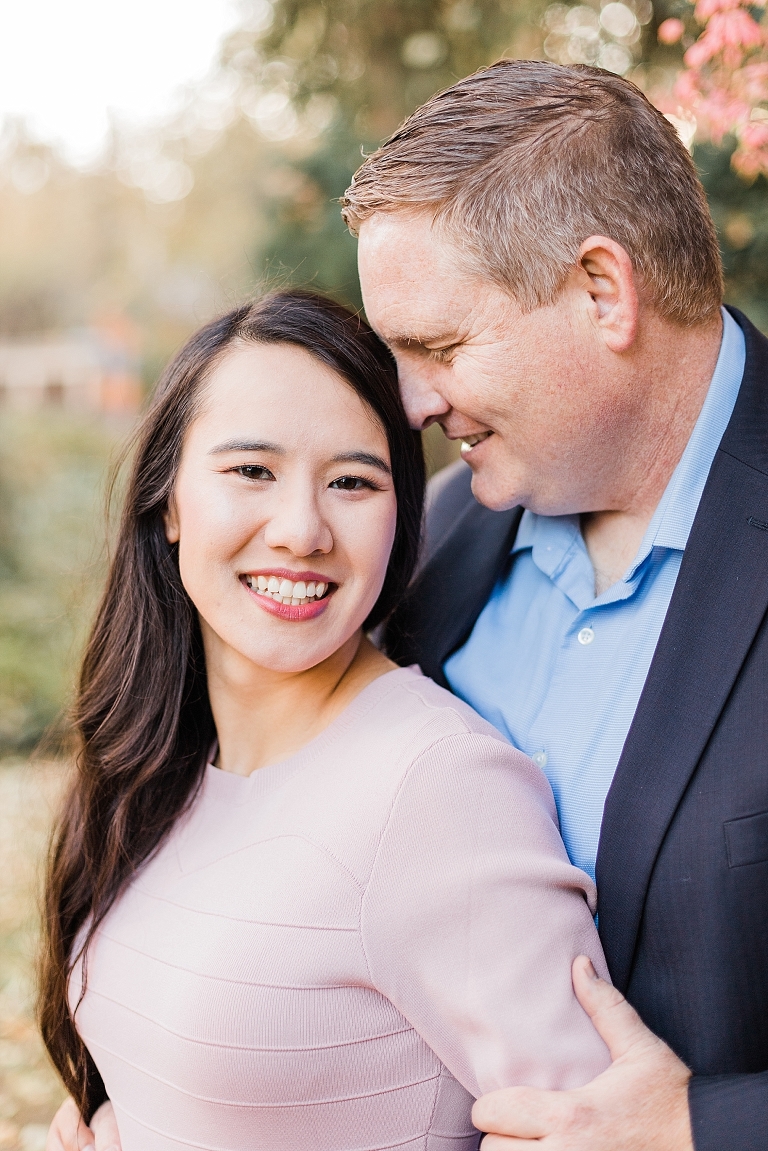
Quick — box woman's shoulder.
[340,665,553,820]
[186,666,570,939]
[257,666,557,893]
[360,664,516,753]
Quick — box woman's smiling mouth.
[243,573,330,605]
[240,571,335,621]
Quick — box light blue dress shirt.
[445,308,746,881]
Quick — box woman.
[41,290,609,1151]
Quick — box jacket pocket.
[724,810,768,867]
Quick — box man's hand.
[472,956,694,1150]
[46,1098,120,1151]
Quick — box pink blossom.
[684,10,765,66]
[739,118,768,146]
[658,17,686,43]
[668,0,768,177]
[695,0,747,20]
[732,144,768,176]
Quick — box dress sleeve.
[360,731,611,1100]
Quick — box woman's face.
[164,341,398,677]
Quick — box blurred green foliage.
[0,414,123,752]
[698,142,768,333]
[243,0,541,305]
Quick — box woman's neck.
[204,632,397,777]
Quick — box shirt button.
[578,626,595,645]
[532,750,548,768]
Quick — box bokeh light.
[542,0,652,74]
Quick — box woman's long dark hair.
[38,290,425,1116]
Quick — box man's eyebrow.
[208,439,284,455]
[331,451,392,475]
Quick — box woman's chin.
[212,631,360,679]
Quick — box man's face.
[358,211,628,515]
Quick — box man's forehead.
[358,211,461,286]
[364,290,462,343]
[357,213,494,340]
[360,255,469,337]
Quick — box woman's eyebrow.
[331,451,392,475]
[208,439,284,455]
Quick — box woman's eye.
[330,475,374,492]
[234,465,274,481]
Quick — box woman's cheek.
[175,505,248,614]
[355,501,397,589]
[182,486,261,564]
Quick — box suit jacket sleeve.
[689,1072,768,1151]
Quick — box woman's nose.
[262,488,333,557]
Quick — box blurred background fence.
[0,0,766,1143]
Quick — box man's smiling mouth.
[460,431,493,454]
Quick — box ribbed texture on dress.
[72,667,609,1150]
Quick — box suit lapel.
[597,310,768,992]
[387,498,521,685]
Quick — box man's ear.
[163,496,180,544]
[577,235,639,353]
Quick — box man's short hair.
[342,60,723,325]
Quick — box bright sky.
[0,0,244,164]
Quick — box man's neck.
[581,312,724,597]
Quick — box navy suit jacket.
[384,307,768,1151]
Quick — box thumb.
[572,955,656,1062]
[90,1101,122,1151]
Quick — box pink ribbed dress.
[72,667,609,1151]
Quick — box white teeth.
[460,431,492,452]
[246,575,331,604]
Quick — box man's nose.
[397,363,452,432]
[263,488,333,557]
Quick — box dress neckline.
[205,665,422,788]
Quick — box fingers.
[46,1098,95,1151]
[90,1101,121,1151]
[572,955,654,1062]
[472,1085,568,1139]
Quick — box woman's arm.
[361,731,611,1099]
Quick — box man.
[50,59,767,1151]
[343,60,768,1151]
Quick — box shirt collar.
[626,306,745,574]
[512,306,746,591]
